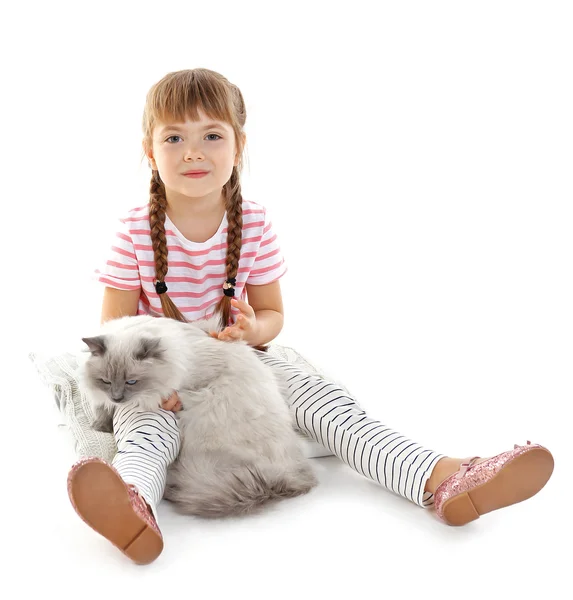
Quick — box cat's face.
[81,334,165,404]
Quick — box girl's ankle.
[425,457,464,494]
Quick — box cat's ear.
[135,338,163,361]
[82,336,107,356]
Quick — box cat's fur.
[78,314,318,518]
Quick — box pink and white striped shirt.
[94,198,288,323]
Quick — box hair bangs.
[144,70,235,135]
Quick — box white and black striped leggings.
[112,351,445,515]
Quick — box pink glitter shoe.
[434,441,554,526]
[67,457,163,564]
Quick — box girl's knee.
[113,405,181,435]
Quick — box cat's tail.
[165,460,318,518]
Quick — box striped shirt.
[94,199,287,323]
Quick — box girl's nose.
[184,146,205,161]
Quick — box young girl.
[67,68,555,565]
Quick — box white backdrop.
[3,1,572,598]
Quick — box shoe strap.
[455,456,481,479]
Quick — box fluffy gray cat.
[78,314,318,518]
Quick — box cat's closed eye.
[101,379,111,385]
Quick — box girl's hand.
[210,298,259,344]
[161,390,182,412]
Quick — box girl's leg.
[111,404,181,523]
[67,405,181,564]
[256,351,554,524]
[256,351,445,508]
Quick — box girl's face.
[146,109,242,204]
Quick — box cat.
[77,314,318,518]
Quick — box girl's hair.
[141,68,247,335]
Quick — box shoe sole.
[441,446,554,526]
[68,461,163,564]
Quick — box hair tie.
[223,277,236,297]
[155,281,168,295]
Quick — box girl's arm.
[247,309,284,347]
[243,280,285,346]
[100,287,140,324]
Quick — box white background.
[3,1,572,598]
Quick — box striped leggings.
[112,351,445,519]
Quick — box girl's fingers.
[219,327,243,341]
[231,298,255,317]
[161,390,180,411]
[237,315,255,331]
[161,397,176,410]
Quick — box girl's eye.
[126,380,138,385]
[101,379,111,385]
[165,134,221,143]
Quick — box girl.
[67,68,554,565]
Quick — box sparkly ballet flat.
[67,457,163,564]
[433,441,554,526]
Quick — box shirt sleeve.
[246,206,288,286]
[93,216,141,291]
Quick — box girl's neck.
[165,189,225,220]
